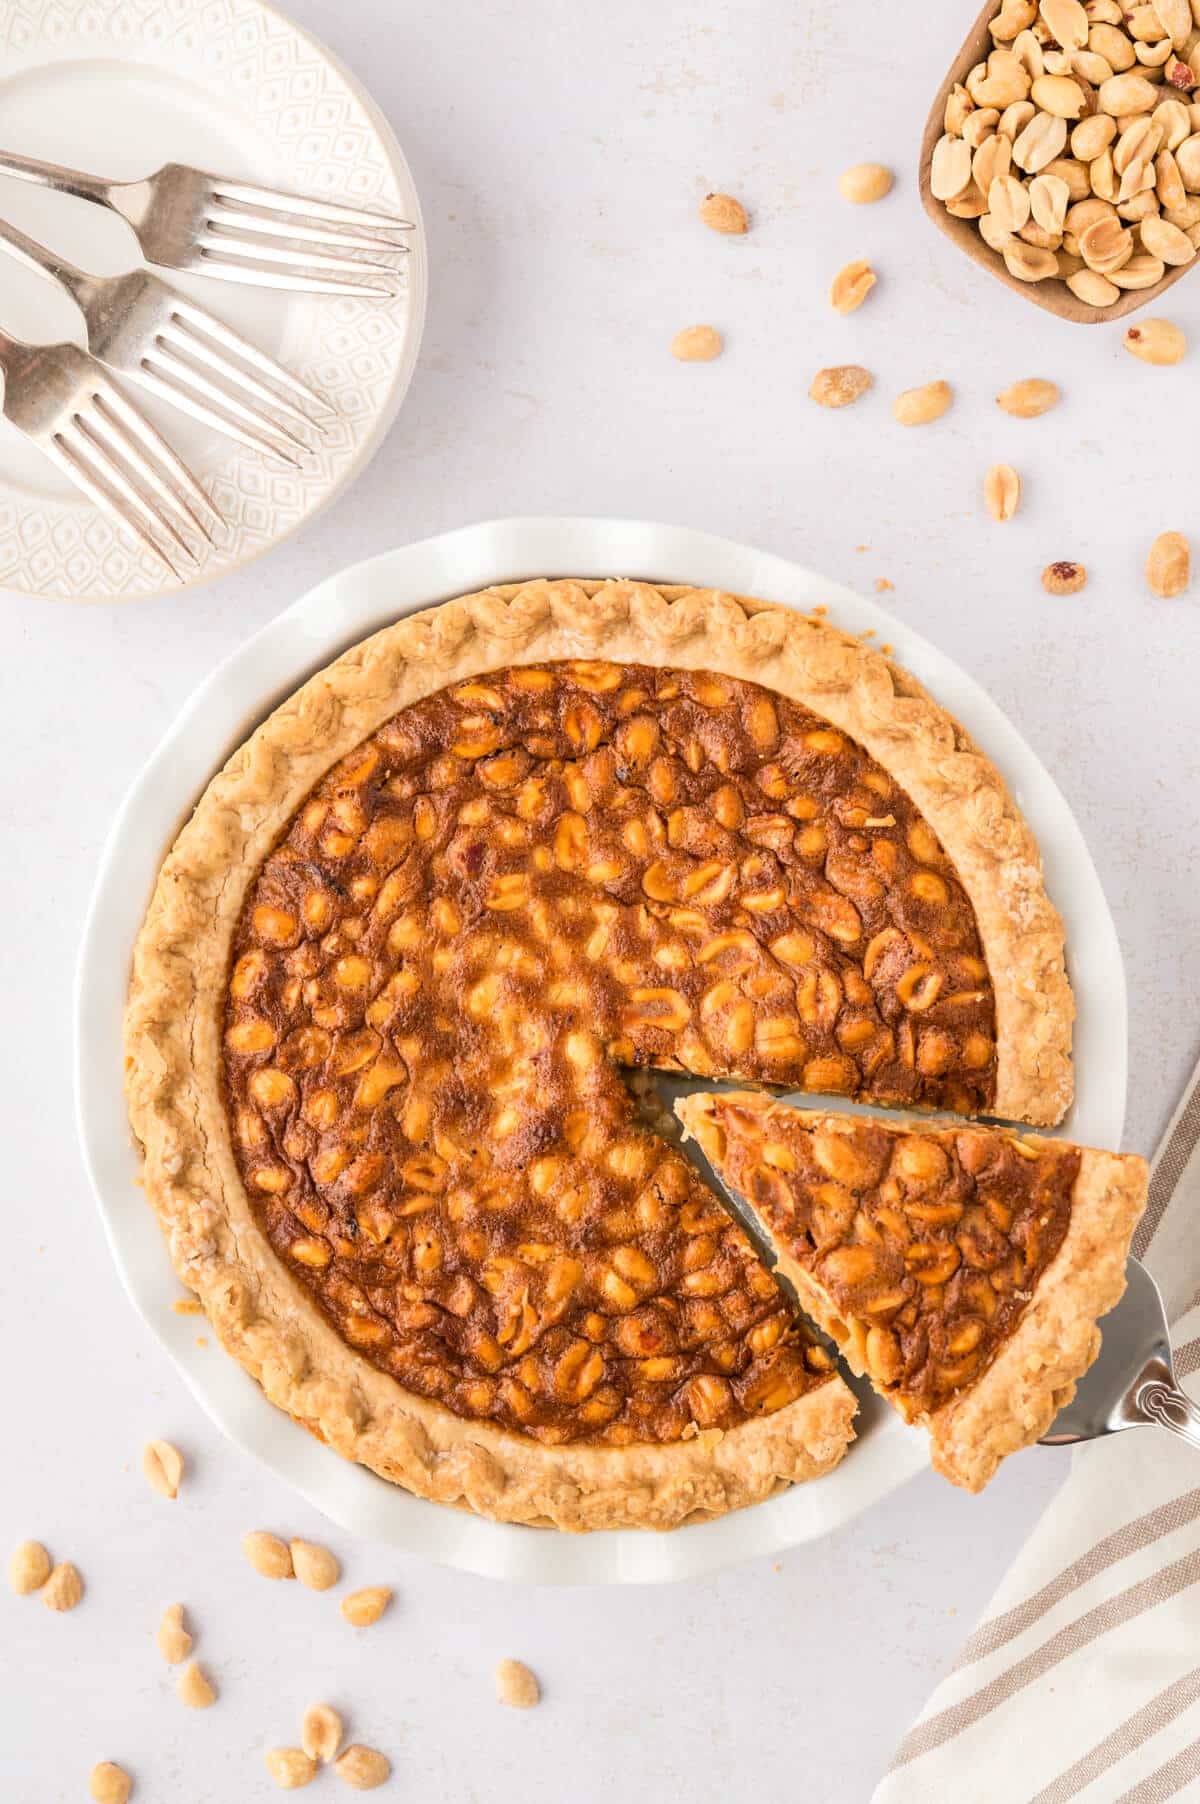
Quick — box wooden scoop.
[919,0,1196,325]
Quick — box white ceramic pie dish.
[75,516,1128,1584]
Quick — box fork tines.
[48,376,221,581]
[199,177,411,298]
[131,298,331,466]
[212,178,413,244]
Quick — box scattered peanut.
[495,1658,541,1709]
[809,365,873,408]
[265,1749,318,1791]
[243,1531,294,1580]
[142,1439,184,1501]
[42,1561,83,1613]
[984,464,1021,521]
[892,380,953,426]
[8,1539,51,1595]
[670,325,723,362]
[839,162,894,203]
[1123,318,1187,363]
[88,1762,132,1804]
[334,1746,391,1790]
[830,259,877,313]
[156,1602,193,1665]
[1146,531,1191,597]
[176,1661,217,1709]
[996,377,1060,417]
[290,1539,340,1592]
[341,1587,393,1628]
[302,1703,344,1765]
[1041,560,1088,595]
[698,192,747,234]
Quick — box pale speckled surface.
[2,0,1198,1798]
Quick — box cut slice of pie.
[677,1091,1148,1491]
[125,578,1077,1529]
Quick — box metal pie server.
[656,1074,1200,1458]
[1038,1256,1200,1454]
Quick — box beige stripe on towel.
[1029,1669,1200,1804]
[890,1548,1200,1771]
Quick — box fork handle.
[0,215,89,300]
[0,150,115,208]
[1137,1374,1200,1453]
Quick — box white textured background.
[2,1,1199,1799]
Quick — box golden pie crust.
[678,1092,1147,1491]
[125,578,1075,1529]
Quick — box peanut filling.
[691,1100,1079,1418]
[221,660,997,1444]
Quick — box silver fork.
[0,152,411,297]
[0,216,331,465]
[0,327,221,579]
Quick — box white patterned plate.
[0,0,425,602]
[76,518,1127,1585]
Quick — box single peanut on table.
[302,1703,344,1765]
[1041,560,1088,595]
[671,325,723,362]
[839,162,893,203]
[341,1587,392,1628]
[699,192,747,233]
[243,1531,294,1580]
[1146,531,1191,597]
[996,377,1059,417]
[265,1749,318,1791]
[830,259,876,313]
[290,1538,339,1592]
[809,365,873,408]
[156,1602,192,1665]
[176,1661,216,1709]
[334,1746,391,1790]
[1124,319,1187,364]
[495,1658,541,1709]
[984,464,1022,521]
[142,1439,184,1500]
[893,380,953,426]
[8,1540,51,1596]
[89,1763,132,1804]
[42,1562,83,1613]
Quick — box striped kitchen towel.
[875,1054,1200,1804]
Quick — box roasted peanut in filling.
[697,1101,1080,1418]
[222,662,997,1445]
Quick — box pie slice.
[677,1091,1148,1491]
[125,578,1076,1529]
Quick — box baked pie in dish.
[124,577,1128,1530]
[677,1094,1147,1492]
